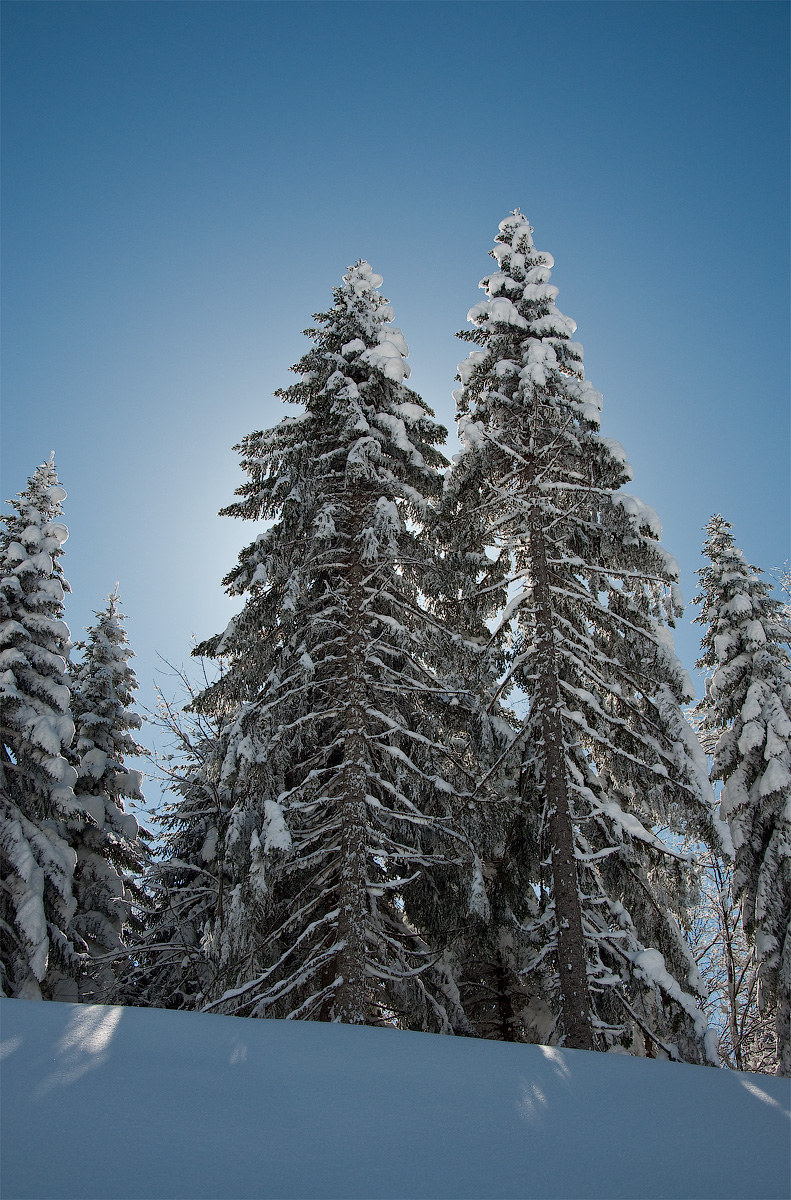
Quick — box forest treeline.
[2,213,789,1076]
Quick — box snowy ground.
[1,1000,789,1200]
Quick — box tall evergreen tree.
[68,588,147,999]
[694,515,791,1074]
[0,457,83,998]
[189,262,481,1028]
[450,212,723,1060]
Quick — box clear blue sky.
[2,1,789,800]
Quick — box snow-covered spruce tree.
[363,424,508,1037]
[68,588,148,1000]
[694,515,791,1074]
[0,457,83,998]
[451,213,724,1060]
[190,262,478,1029]
[422,474,541,1042]
[441,785,548,1043]
[119,672,237,1011]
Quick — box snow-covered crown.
[6,457,67,524]
[489,212,555,283]
[337,260,411,383]
[2,457,69,577]
[467,211,574,336]
[455,212,595,424]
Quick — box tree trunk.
[495,952,517,1042]
[334,489,371,1024]
[528,507,594,1051]
[714,857,744,1071]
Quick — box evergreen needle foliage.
[182,263,487,1028]
[695,515,791,1074]
[449,212,726,1062]
[0,458,82,998]
[68,589,148,1000]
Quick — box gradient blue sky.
[2,1,789,797]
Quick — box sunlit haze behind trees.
[2,1,788,811]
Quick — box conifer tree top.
[72,586,145,774]
[1,453,74,800]
[453,212,686,593]
[221,260,448,536]
[695,514,790,674]
[454,211,609,444]
[2,453,69,569]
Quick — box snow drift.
[1,999,789,1200]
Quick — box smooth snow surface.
[1,1000,789,1200]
